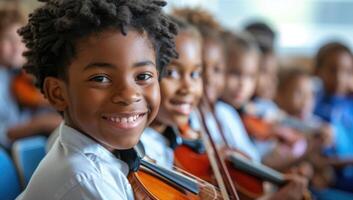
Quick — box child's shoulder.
[215,101,241,119]
[19,124,132,200]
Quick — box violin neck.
[228,152,285,186]
[140,159,200,194]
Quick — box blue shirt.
[17,123,134,200]
[314,92,353,124]
[315,92,353,178]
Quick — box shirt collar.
[57,122,130,175]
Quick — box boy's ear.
[43,77,68,111]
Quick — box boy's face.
[157,32,202,126]
[279,76,314,119]
[255,53,278,100]
[0,24,26,68]
[222,50,259,109]
[46,30,160,150]
[202,39,226,104]
[318,51,353,95]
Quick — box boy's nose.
[111,85,142,106]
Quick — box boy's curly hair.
[19,0,178,91]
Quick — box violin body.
[129,168,199,200]
[241,115,273,140]
[129,164,222,200]
[174,144,264,199]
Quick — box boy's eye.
[136,73,153,81]
[166,69,180,79]
[89,75,111,83]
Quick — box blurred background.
[3,0,353,71]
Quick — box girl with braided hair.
[17,0,177,199]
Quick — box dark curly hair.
[315,41,352,71]
[244,21,276,54]
[172,8,221,46]
[19,0,178,91]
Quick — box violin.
[11,70,47,108]
[240,104,322,141]
[241,114,312,150]
[125,142,223,200]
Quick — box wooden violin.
[127,142,223,200]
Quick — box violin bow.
[196,103,240,200]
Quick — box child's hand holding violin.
[268,174,309,200]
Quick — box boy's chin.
[106,137,141,150]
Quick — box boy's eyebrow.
[133,60,156,67]
[83,60,155,71]
[84,62,116,70]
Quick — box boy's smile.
[44,30,160,150]
[102,112,148,129]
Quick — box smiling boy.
[16,0,177,199]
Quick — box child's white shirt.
[17,122,134,200]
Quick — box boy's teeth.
[121,118,127,123]
[106,114,143,123]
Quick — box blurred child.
[276,69,334,184]
[314,42,353,193]
[244,21,280,120]
[276,68,353,198]
[173,8,261,162]
[16,0,177,199]
[140,15,203,169]
[314,42,353,122]
[220,31,313,174]
[0,6,61,149]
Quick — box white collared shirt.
[140,127,174,169]
[17,123,134,200]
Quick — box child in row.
[17,0,178,199]
[173,8,260,162]
[0,5,61,149]
[314,42,353,193]
[140,15,203,169]
[244,21,280,120]
[275,68,353,199]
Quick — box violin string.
[172,166,221,198]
